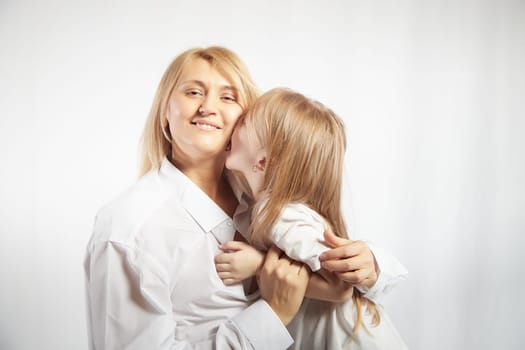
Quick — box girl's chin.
[224,158,237,172]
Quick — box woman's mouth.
[191,119,220,130]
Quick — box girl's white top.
[255,202,409,350]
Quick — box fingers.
[264,245,283,267]
[215,245,247,264]
[320,255,367,272]
[317,237,379,288]
[215,262,230,272]
[296,262,310,279]
[276,254,310,281]
[323,230,352,248]
[320,243,361,262]
[336,269,375,286]
[217,270,235,280]
[214,253,231,264]
[221,278,238,286]
[258,246,310,325]
[261,246,309,282]
[219,240,250,252]
[217,270,240,285]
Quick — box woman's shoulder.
[97,170,160,214]
[91,170,172,244]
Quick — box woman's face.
[166,58,243,162]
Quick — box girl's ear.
[255,150,267,172]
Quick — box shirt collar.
[159,157,232,236]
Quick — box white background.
[1,0,524,349]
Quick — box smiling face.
[165,58,243,164]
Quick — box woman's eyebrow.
[180,80,206,88]
[180,80,237,93]
[221,85,238,93]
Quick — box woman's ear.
[163,105,171,128]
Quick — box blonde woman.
[84,47,310,350]
[219,88,408,349]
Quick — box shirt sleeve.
[85,241,293,350]
[226,300,293,349]
[355,242,408,304]
[269,204,330,271]
[85,240,178,349]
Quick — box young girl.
[217,88,408,349]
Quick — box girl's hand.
[320,231,379,289]
[215,240,264,285]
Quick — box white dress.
[260,202,409,350]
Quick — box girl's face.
[166,58,243,162]
[226,115,266,195]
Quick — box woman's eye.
[222,94,237,102]
[186,89,203,97]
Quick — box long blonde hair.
[247,88,380,335]
[139,47,259,176]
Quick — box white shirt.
[84,158,293,349]
[259,203,408,349]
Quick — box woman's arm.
[320,231,408,303]
[85,240,304,350]
[305,268,354,303]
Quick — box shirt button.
[227,221,232,227]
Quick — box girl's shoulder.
[279,202,326,227]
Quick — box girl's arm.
[215,240,265,285]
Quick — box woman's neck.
[170,152,238,217]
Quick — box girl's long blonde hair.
[139,46,259,176]
[246,88,380,335]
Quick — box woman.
[84,46,405,349]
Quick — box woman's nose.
[199,94,218,116]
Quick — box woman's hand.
[257,245,310,325]
[320,231,379,289]
[215,241,265,285]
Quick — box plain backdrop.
[1,0,524,349]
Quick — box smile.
[191,119,221,131]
